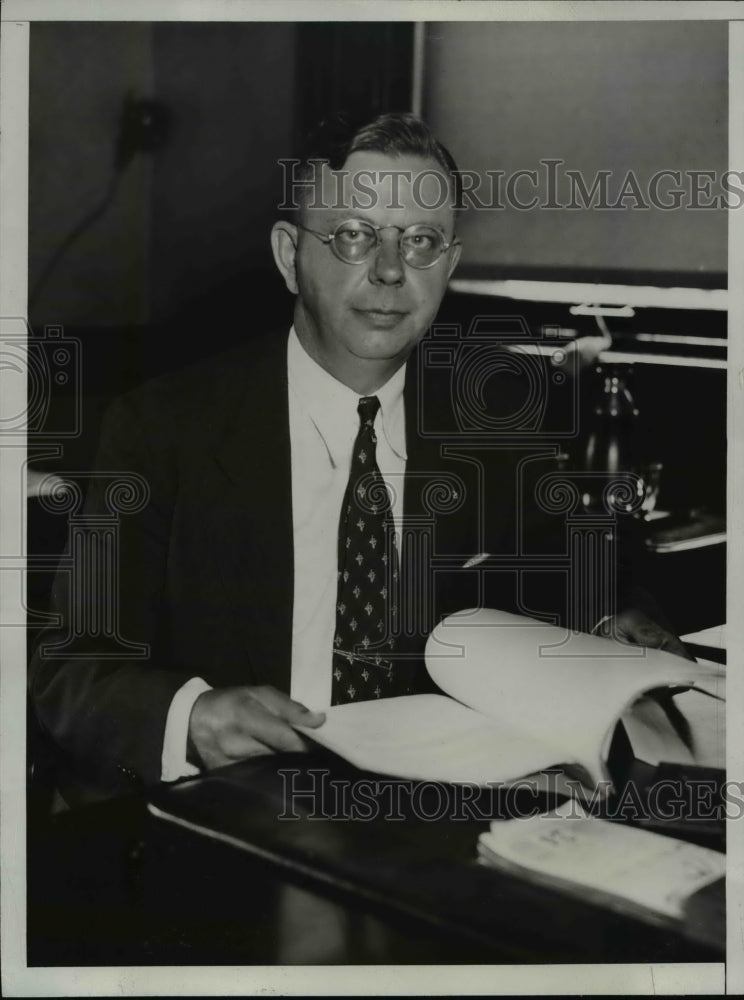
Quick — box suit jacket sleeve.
[29,387,192,800]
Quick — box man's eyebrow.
[315,211,449,234]
[323,211,368,225]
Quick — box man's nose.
[369,232,405,284]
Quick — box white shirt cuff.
[161,676,213,782]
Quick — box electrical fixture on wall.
[29,92,172,312]
[115,92,171,169]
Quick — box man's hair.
[292,111,462,211]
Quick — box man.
[30,113,685,804]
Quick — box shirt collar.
[287,326,407,467]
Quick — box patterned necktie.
[332,396,413,705]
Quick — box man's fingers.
[656,632,697,661]
[250,685,326,728]
[613,610,695,661]
[232,700,311,753]
[211,690,309,754]
[188,685,319,769]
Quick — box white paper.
[426,608,725,784]
[479,813,725,919]
[301,693,568,785]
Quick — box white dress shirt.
[161,328,407,780]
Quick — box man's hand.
[597,607,695,661]
[187,685,326,770]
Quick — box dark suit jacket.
[29,331,636,803]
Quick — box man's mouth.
[354,308,408,327]
[356,307,407,314]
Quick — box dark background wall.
[29,22,154,327]
[29,21,297,330]
[148,22,296,325]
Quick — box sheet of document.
[478,810,725,919]
[426,608,725,786]
[680,624,727,649]
[299,693,569,785]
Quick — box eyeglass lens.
[331,221,446,268]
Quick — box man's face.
[274,150,461,390]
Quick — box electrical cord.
[28,167,124,312]
[29,91,170,315]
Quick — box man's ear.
[271,220,299,294]
[446,240,463,280]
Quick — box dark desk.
[144,752,724,965]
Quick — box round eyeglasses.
[296,219,460,269]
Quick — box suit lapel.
[212,334,294,693]
[403,347,458,519]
